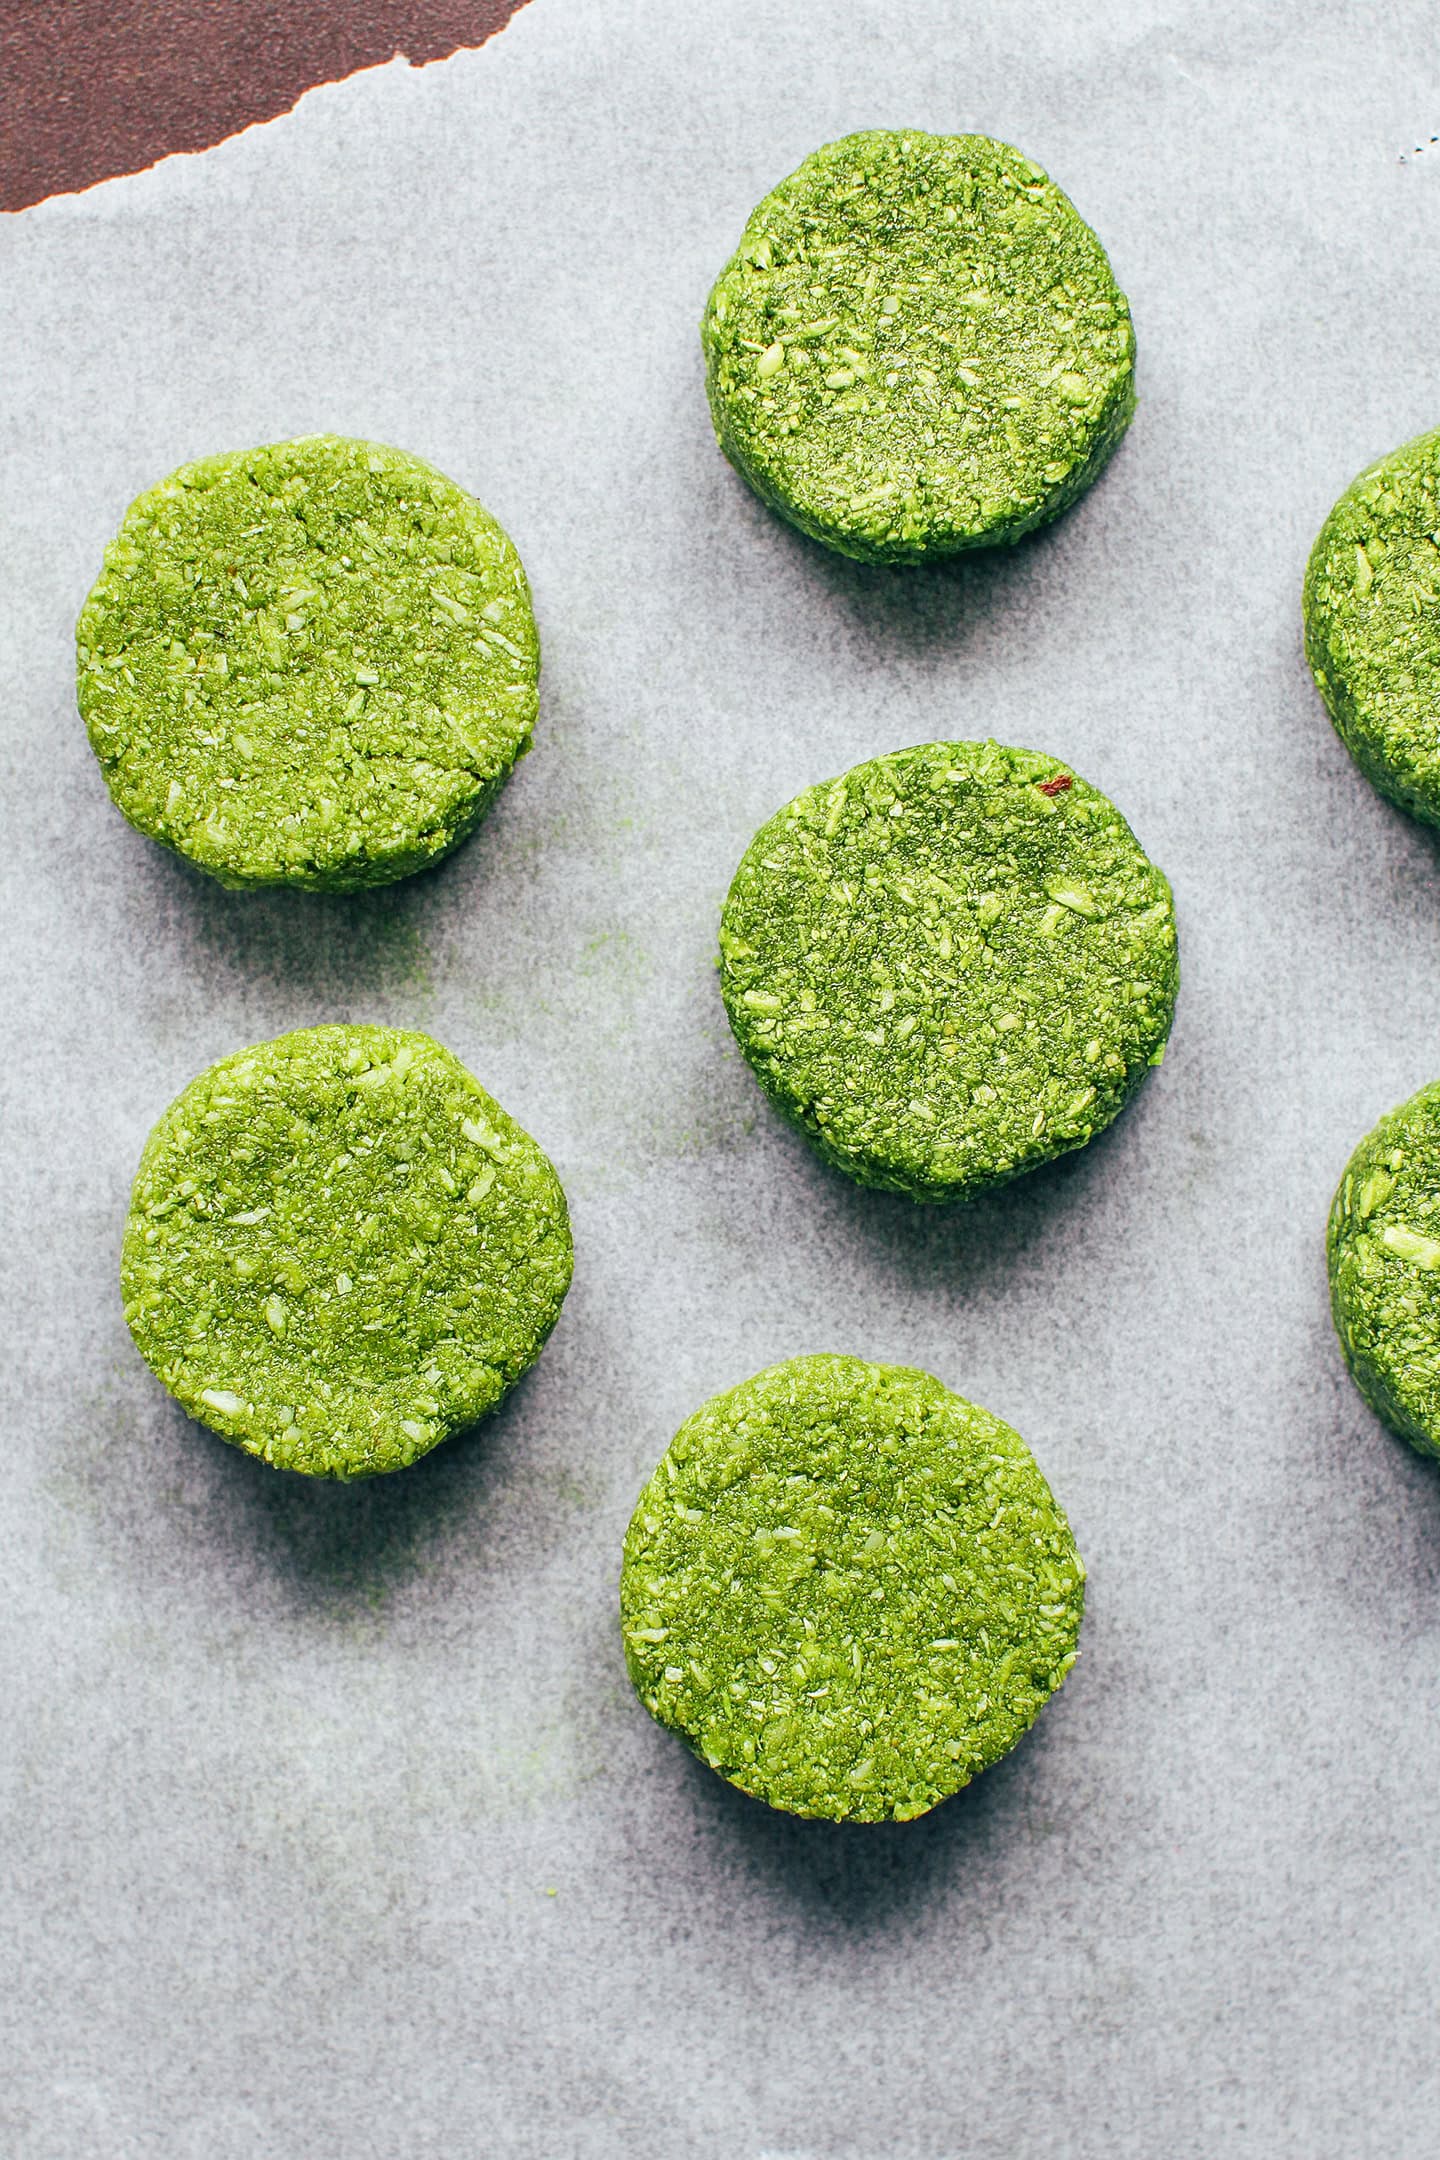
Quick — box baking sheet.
[4,2,1440,2152]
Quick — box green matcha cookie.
[77,436,539,890]
[122,1025,572,1478]
[1328,1079,1440,1458]
[621,1354,1084,1821]
[702,130,1135,562]
[1304,427,1440,825]
[720,740,1177,1201]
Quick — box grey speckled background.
[4,2,1440,2153]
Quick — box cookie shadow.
[102,746,571,1019]
[710,427,1132,671]
[727,1065,1168,1316]
[1281,1307,1440,1601]
[673,1704,1073,1937]
[231,1387,536,1604]
[1376,794,1440,923]
[105,1353,560,1626]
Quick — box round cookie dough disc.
[122,1025,572,1478]
[77,435,540,890]
[621,1354,1085,1821]
[1304,427,1440,825]
[1328,1079,1440,1457]
[702,129,1136,562]
[720,739,1178,1201]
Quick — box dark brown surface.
[0,0,529,212]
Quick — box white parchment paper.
[4,2,1440,2152]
